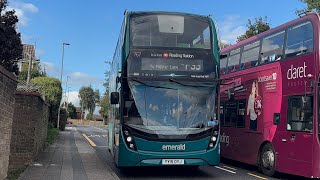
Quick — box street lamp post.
[57,42,70,129]
[26,53,33,85]
[65,76,70,106]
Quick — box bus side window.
[225,101,237,127]
[241,41,260,70]
[287,96,313,132]
[260,31,285,65]
[237,100,246,128]
[227,48,240,73]
[220,56,228,75]
[285,21,313,58]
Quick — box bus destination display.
[141,58,203,72]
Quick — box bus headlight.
[122,127,137,151]
[126,136,133,143]
[207,128,219,150]
[211,136,217,142]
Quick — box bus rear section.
[219,13,320,178]
[108,11,221,168]
[220,62,281,175]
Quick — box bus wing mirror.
[220,54,227,59]
[110,92,119,104]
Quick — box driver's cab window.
[287,96,313,132]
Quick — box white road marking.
[65,126,77,131]
[214,166,236,174]
[223,165,237,171]
[92,126,108,132]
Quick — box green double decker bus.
[108,11,221,167]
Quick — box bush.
[47,128,59,145]
[48,121,55,129]
[31,77,62,128]
[59,108,67,131]
[86,113,93,120]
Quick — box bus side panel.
[220,63,281,165]
[273,55,315,177]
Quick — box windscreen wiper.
[169,78,216,88]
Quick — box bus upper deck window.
[241,41,260,70]
[285,21,313,58]
[261,31,285,65]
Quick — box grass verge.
[47,128,59,144]
[6,166,27,180]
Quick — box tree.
[219,41,231,49]
[99,61,111,121]
[67,102,77,119]
[296,0,320,14]
[31,77,62,128]
[79,86,99,115]
[0,0,23,74]
[18,62,46,81]
[99,93,110,120]
[103,61,112,92]
[237,17,270,42]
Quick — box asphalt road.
[74,125,308,180]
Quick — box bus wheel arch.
[258,141,276,177]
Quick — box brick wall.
[0,66,17,180]
[9,91,49,170]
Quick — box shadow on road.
[117,166,213,178]
[221,158,311,180]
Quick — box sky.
[8,0,306,113]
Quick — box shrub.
[86,113,93,120]
[59,108,67,131]
[31,77,62,128]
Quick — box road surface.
[72,125,307,180]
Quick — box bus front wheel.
[259,143,276,176]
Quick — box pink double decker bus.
[219,13,320,178]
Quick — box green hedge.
[59,108,67,131]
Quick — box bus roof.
[221,12,320,53]
[127,11,210,19]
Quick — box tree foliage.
[0,0,23,74]
[67,102,77,119]
[18,62,47,81]
[99,92,110,120]
[296,0,320,14]
[31,77,62,128]
[237,17,270,42]
[86,113,93,120]
[219,41,231,49]
[79,86,100,115]
[100,61,111,120]
[31,77,62,106]
[103,61,111,92]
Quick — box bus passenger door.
[282,95,313,176]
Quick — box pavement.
[18,127,119,180]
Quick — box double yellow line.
[82,133,96,147]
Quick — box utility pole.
[57,42,70,129]
[26,54,33,85]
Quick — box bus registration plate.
[162,159,184,165]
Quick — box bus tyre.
[259,143,276,176]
